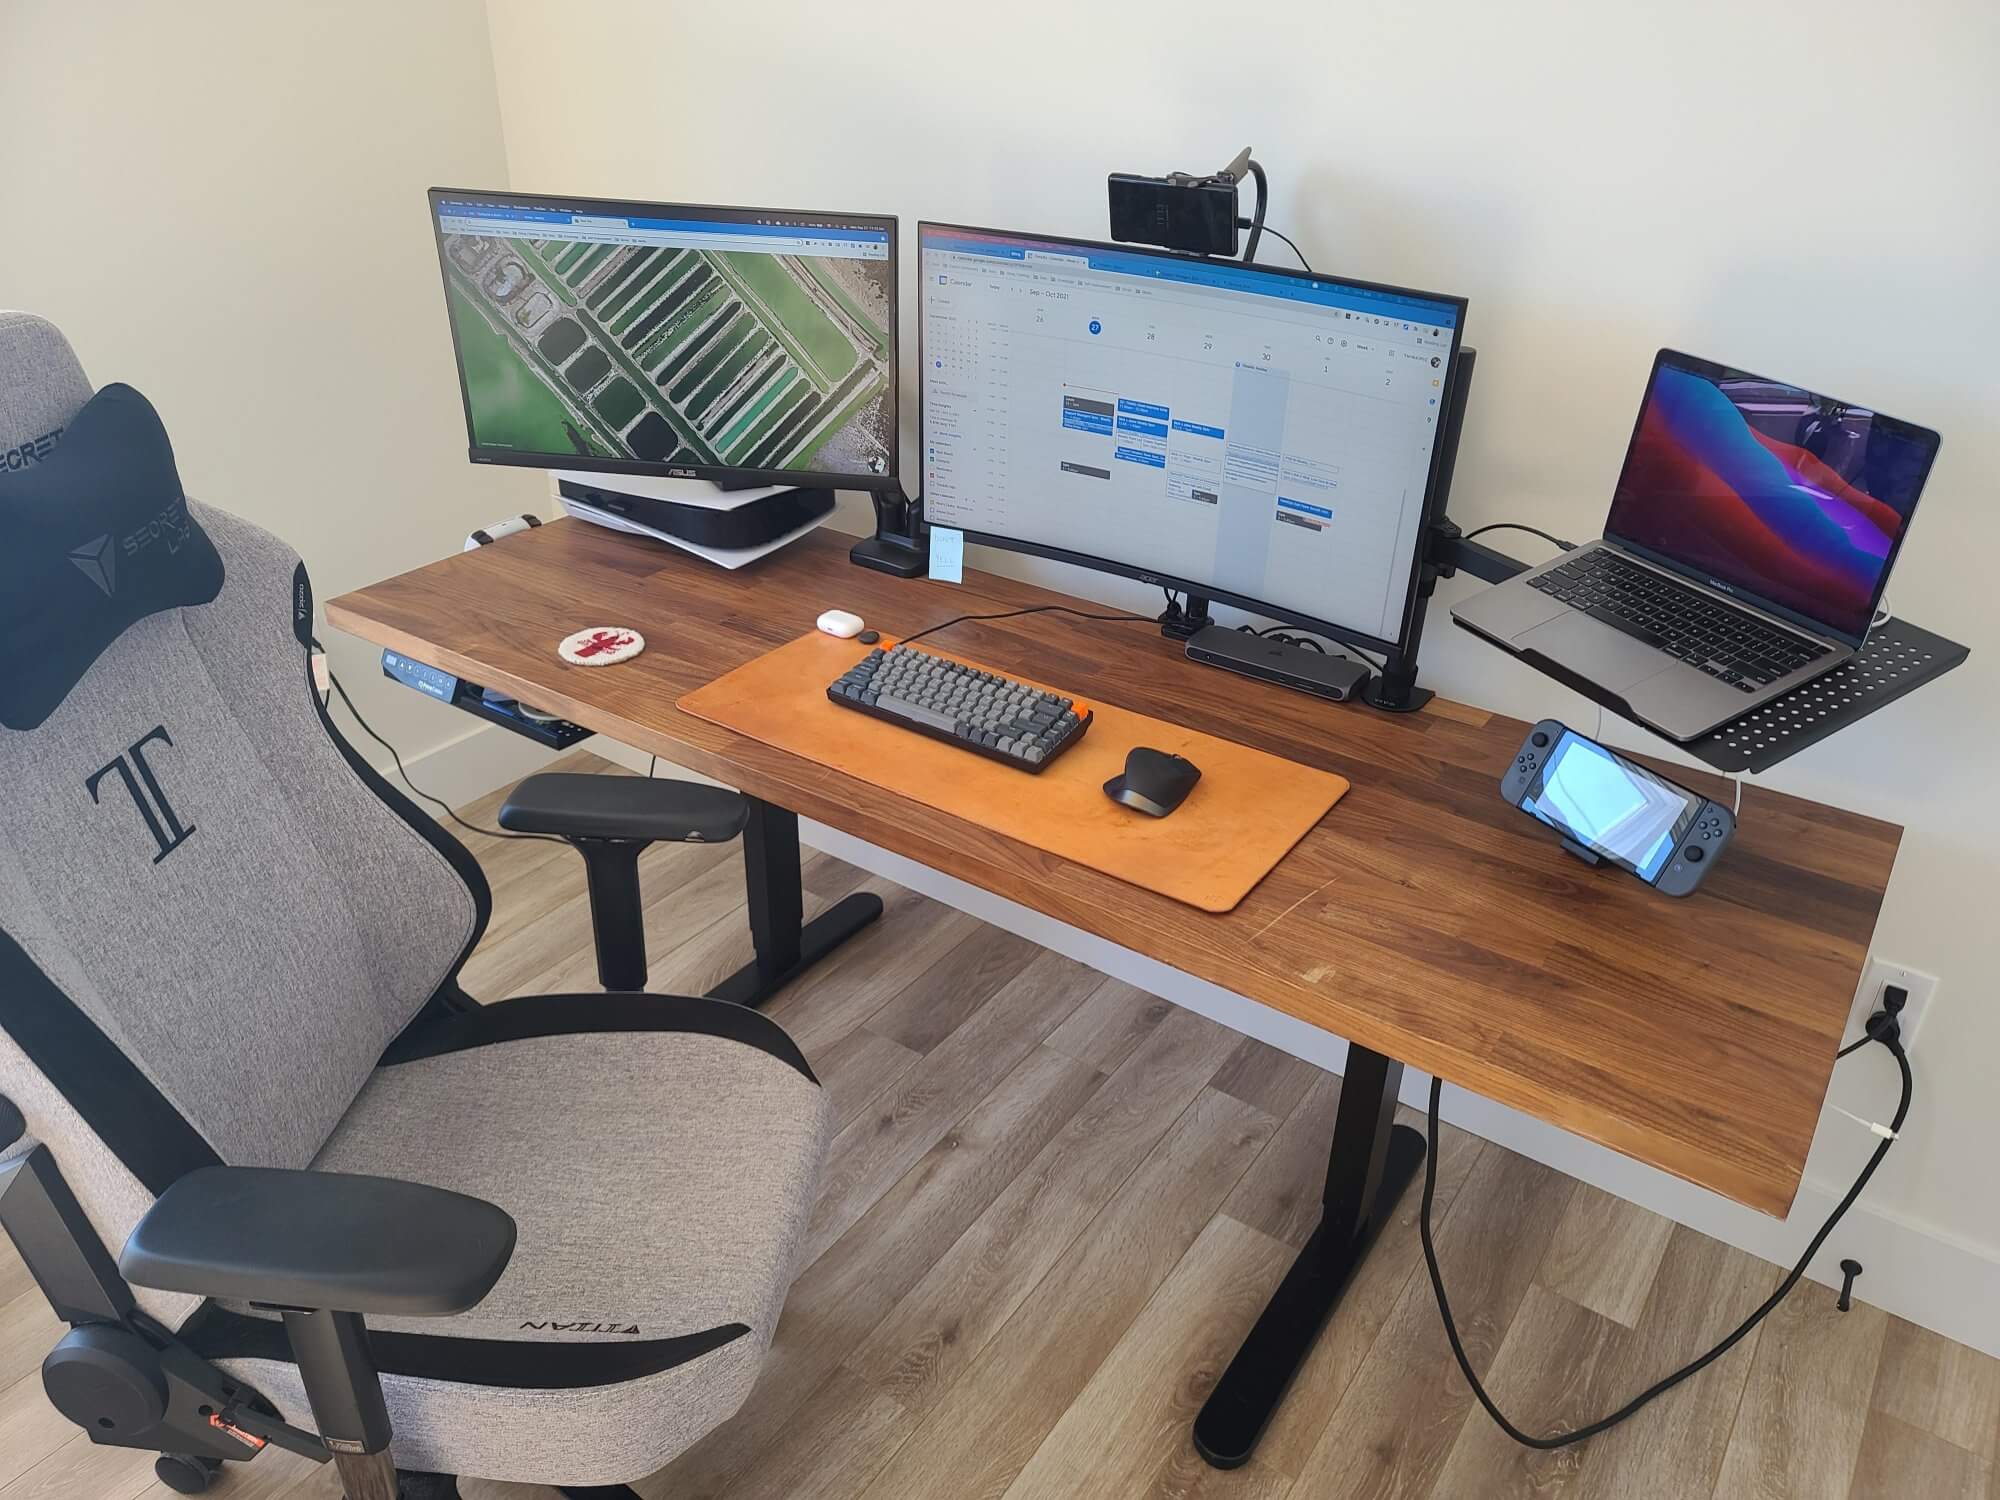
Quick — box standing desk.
[327,519,1900,1465]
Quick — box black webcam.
[1108,146,1264,259]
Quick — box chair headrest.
[0,311,93,474]
[0,382,224,731]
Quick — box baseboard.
[368,723,717,811]
[587,737,737,788]
[363,717,566,809]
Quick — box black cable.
[1261,225,1313,273]
[325,671,564,846]
[896,604,1155,651]
[1236,621,1387,669]
[1240,624,1325,653]
[1421,1034,1912,1450]
[1462,522,1576,552]
[1241,159,1268,264]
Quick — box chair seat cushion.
[184,991,829,1487]
[498,771,748,843]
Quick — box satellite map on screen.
[437,208,895,479]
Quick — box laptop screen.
[1603,351,1938,644]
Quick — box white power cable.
[1831,1103,1899,1140]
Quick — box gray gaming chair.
[0,311,831,1499]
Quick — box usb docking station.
[1184,624,1373,703]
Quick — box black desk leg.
[1193,1044,1427,1469]
[706,798,883,1009]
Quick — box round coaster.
[558,626,645,666]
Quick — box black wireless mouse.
[1104,746,1202,818]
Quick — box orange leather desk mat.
[677,632,1348,913]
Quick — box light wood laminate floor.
[2,756,1990,1500]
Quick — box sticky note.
[928,526,965,583]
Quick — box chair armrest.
[499,770,748,843]
[119,1166,515,1317]
[0,1093,22,1152]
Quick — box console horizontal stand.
[1194,1045,1424,1468]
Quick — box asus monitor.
[429,188,898,491]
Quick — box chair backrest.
[0,311,487,1319]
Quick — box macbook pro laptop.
[1452,349,1939,742]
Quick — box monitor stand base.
[849,533,927,577]
[1159,592,1213,641]
[851,489,928,577]
[1361,672,1434,713]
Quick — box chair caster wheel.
[154,1453,221,1493]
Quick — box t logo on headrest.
[87,724,195,865]
[69,534,116,596]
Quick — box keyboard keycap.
[876,694,960,734]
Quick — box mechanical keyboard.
[826,644,1091,771]
[1529,550,1830,691]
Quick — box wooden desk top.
[328,520,1901,1216]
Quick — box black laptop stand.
[1439,533,1969,774]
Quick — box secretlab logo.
[69,534,118,595]
[520,1320,641,1335]
[122,495,194,556]
[1,425,62,472]
[87,725,196,865]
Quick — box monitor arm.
[1429,520,1531,587]
[1359,515,1531,713]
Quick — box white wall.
[484,0,2000,1295]
[0,0,551,793]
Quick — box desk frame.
[1195,1046,1424,1466]
[713,800,882,1008]
[326,519,1908,1473]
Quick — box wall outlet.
[1845,959,1938,1054]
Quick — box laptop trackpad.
[1516,612,1671,689]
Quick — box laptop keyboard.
[1528,550,1831,692]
